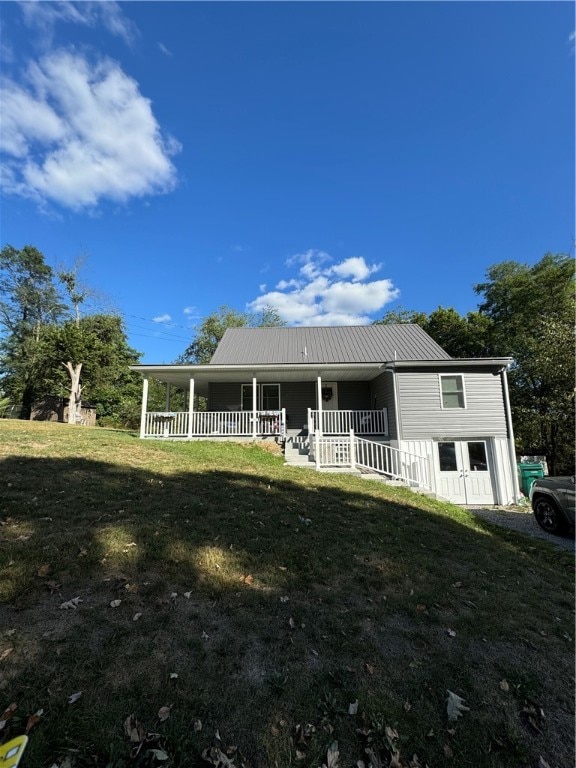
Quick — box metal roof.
[210,324,451,365]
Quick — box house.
[131,324,520,505]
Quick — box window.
[440,375,466,409]
[438,442,457,472]
[467,441,488,472]
[241,384,280,411]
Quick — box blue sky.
[1,1,574,363]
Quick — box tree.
[179,304,285,364]
[374,305,492,357]
[36,314,142,427]
[0,245,65,417]
[475,253,575,473]
[58,264,90,423]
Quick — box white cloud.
[183,306,198,316]
[153,314,172,324]
[0,50,181,209]
[158,42,173,57]
[247,251,400,326]
[259,284,267,292]
[329,256,381,282]
[20,1,138,46]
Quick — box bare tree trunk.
[63,362,82,424]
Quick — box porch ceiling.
[131,363,385,393]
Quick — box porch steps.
[283,433,313,467]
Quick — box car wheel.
[532,496,566,535]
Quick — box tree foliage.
[1,244,142,426]
[474,253,575,473]
[179,304,286,364]
[376,253,575,473]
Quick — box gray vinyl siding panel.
[208,383,244,411]
[370,372,397,440]
[282,382,316,430]
[209,381,315,430]
[397,371,508,439]
[211,325,451,365]
[337,381,371,410]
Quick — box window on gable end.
[440,374,466,409]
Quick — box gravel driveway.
[465,506,575,553]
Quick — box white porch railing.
[143,409,286,439]
[308,408,388,436]
[311,431,431,489]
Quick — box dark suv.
[530,476,575,535]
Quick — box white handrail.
[309,409,388,435]
[310,432,431,489]
[143,410,285,438]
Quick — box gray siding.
[397,370,508,439]
[370,371,397,440]
[337,381,371,410]
[282,382,316,430]
[208,380,377,431]
[208,383,243,411]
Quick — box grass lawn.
[0,420,574,768]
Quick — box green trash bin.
[517,462,545,496]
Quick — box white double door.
[436,439,495,505]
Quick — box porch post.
[252,376,258,439]
[139,376,149,439]
[187,377,195,439]
[165,383,171,412]
[350,428,356,470]
[317,375,323,437]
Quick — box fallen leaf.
[170,672,178,679]
[202,746,235,767]
[150,749,169,761]
[45,580,60,592]
[37,564,51,578]
[280,596,289,603]
[446,690,470,722]
[452,581,463,588]
[201,631,209,640]
[110,599,122,608]
[499,680,510,692]
[288,617,296,630]
[158,705,172,722]
[124,714,146,742]
[325,740,340,767]
[0,647,13,661]
[365,662,375,675]
[68,692,82,704]
[348,700,359,715]
[443,743,454,758]
[133,613,142,621]
[170,592,178,600]
[403,701,412,712]
[5,630,16,636]
[184,591,192,599]
[446,628,457,638]
[243,575,254,585]
[26,708,44,733]
[60,597,82,610]
[538,758,551,768]
[0,702,17,730]
[124,583,138,593]
[193,719,202,731]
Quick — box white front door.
[436,440,494,505]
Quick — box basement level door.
[436,440,494,505]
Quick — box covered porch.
[131,362,392,441]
